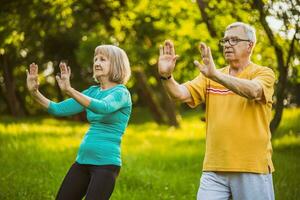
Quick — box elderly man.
[158,22,275,200]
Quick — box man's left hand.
[194,42,218,79]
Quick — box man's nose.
[224,41,231,48]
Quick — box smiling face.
[93,53,111,81]
[223,26,253,63]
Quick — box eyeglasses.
[219,37,252,46]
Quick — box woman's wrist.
[30,90,39,96]
[65,87,74,96]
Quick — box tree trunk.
[252,0,290,133]
[0,54,26,117]
[134,68,166,125]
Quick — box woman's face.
[93,53,111,80]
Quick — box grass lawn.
[0,107,299,200]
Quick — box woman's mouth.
[94,66,102,71]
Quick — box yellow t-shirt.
[184,63,275,173]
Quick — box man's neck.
[229,59,251,76]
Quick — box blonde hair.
[94,45,131,84]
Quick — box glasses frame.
[219,37,252,46]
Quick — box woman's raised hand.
[26,63,39,93]
[56,62,72,94]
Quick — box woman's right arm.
[27,63,85,116]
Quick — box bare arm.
[161,77,192,102]
[56,62,91,108]
[158,40,192,103]
[30,90,51,108]
[211,71,262,100]
[194,43,263,100]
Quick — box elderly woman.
[26,45,132,200]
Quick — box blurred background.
[0,0,299,199]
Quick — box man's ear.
[248,41,254,53]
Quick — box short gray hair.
[226,22,256,44]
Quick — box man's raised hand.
[158,40,179,78]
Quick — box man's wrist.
[210,70,221,82]
[160,74,172,80]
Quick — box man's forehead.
[224,26,247,38]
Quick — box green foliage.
[0,0,299,119]
[0,108,299,199]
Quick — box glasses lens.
[229,38,238,46]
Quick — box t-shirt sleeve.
[47,87,92,117]
[252,67,275,104]
[183,74,207,108]
[87,88,131,114]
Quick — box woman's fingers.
[29,63,38,75]
[59,62,71,76]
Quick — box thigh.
[230,173,275,200]
[85,165,120,200]
[56,162,90,200]
[197,172,231,200]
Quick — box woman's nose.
[94,61,101,66]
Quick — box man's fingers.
[194,60,201,70]
[167,40,175,55]
[208,47,213,60]
[199,42,207,58]
[164,41,169,55]
[165,40,174,55]
[159,45,163,56]
[173,55,180,62]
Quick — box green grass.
[0,107,299,200]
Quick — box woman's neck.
[98,77,118,90]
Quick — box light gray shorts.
[197,172,275,200]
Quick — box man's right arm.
[161,76,192,103]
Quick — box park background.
[0,0,299,199]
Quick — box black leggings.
[56,162,120,200]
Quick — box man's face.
[222,26,253,63]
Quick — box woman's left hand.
[56,62,72,94]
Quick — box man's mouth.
[225,51,234,54]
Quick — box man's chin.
[225,56,236,62]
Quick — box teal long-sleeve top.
[47,84,132,166]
